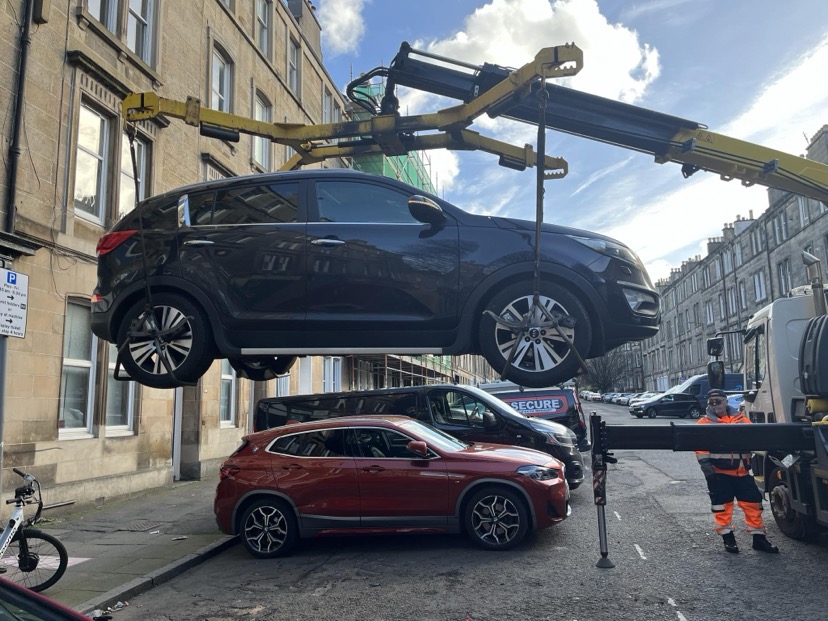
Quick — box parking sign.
[0,268,29,338]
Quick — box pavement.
[33,477,237,617]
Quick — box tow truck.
[119,42,828,562]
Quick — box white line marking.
[613,511,622,521]
[668,597,689,621]
[633,544,647,560]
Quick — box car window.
[352,427,426,459]
[186,190,215,226]
[213,182,300,225]
[314,180,418,223]
[270,428,354,457]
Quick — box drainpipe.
[6,0,34,232]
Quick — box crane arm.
[122,43,582,176]
[375,42,828,203]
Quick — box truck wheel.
[646,407,657,419]
[116,293,215,389]
[769,468,819,540]
[478,282,592,388]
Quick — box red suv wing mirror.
[407,440,429,458]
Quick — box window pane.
[315,181,416,223]
[74,151,103,216]
[75,105,108,219]
[63,304,92,360]
[107,343,132,427]
[60,367,90,429]
[212,182,299,225]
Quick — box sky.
[314,0,828,283]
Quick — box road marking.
[668,597,689,621]
[633,544,647,560]
[613,511,622,521]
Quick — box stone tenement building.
[641,126,828,392]
[0,0,495,507]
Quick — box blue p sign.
[6,272,16,285]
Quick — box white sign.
[0,269,28,338]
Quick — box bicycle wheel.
[3,528,68,592]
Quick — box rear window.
[119,194,179,230]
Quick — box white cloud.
[317,0,366,57]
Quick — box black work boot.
[752,534,779,553]
[721,532,739,553]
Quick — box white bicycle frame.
[0,470,37,563]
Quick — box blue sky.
[315,0,828,282]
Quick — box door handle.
[361,465,385,473]
[311,238,345,246]
[282,464,303,471]
[182,240,215,247]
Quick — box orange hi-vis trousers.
[706,472,766,535]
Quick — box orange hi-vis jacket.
[695,409,753,477]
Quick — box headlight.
[516,465,560,480]
[566,234,642,265]
[543,429,576,446]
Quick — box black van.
[254,384,586,489]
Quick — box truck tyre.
[479,282,592,388]
[769,467,819,540]
[116,293,215,389]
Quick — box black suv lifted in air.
[91,169,659,389]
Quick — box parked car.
[215,416,570,557]
[612,393,634,405]
[601,393,619,403]
[589,392,603,402]
[628,393,703,419]
[628,392,660,408]
[477,381,590,451]
[0,576,92,620]
[254,384,586,489]
[91,169,660,389]
[728,393,745,411]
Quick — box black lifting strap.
[485,79,589,381]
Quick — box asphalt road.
[114,403,828,621]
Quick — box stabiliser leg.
[591,413,616,568]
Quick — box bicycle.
[0,468,68,592]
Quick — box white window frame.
[777,258,792,294]
[74,102,111,224]
[274,373,291,397]
[255,0,272,58]
[211,47,233,112]
[738,281,747,310]
[323,89,332,124]
[288,38,300,95]
[106,343,136,435]
[754,271,767,302]
[88,0,117,31]
[127,0,155,64]
[799,196,810,226]
[253,93,272,170]
[119,131,148,220]
[59,301,97,439]
[705,302,714,325]
[323,356,342,392]
[220,359,237,427]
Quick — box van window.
[428,390,494,427]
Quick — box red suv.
[214,416,570,557]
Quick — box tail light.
[96,230,138,256]
[219,464,240,480]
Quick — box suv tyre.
[116,293,215,389]
[464,487,529,551]
[240,498,299,558]
[479,283,591,387]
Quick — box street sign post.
[0,268,28,339]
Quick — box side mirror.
[481,411,498,429]
[407,440,429,458]
[707,360,725,389]
[408,195,445,226]
[707,337,724,357]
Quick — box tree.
[584,347,636,393]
